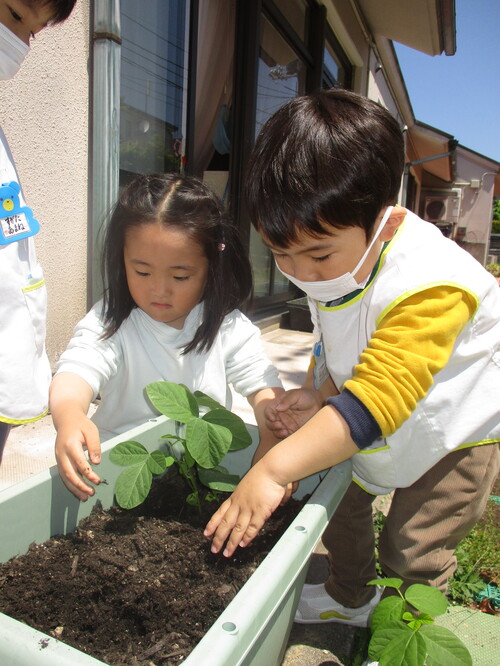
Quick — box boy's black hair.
[101,173,253,354]
[35,0,77,24]
[245,88,405,246]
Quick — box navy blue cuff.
[326,389,382,449]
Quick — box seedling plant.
[110,381,252,511]
[367,577,472,666]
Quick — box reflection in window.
[119,0,189,184]
[252,13,306,298]
[255,15,306,138]
[323,28,352,90]
[272,0,308,41]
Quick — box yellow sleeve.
[344,285,476,437]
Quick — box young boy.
[205,89,500,627]
[0,0,76,461]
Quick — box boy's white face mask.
[0,23,30,80]
[278,206,393,302]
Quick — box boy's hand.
[54,414,102,501]
[204,464,287,557]
[251,437,298,505]
[265,388,323,438]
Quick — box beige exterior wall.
[0,1,91,368]
[453,149,498,265]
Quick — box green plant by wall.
[485,263,500,278]
[492,199,500,224]
[367,578,472,666]
[110,381,252,510]
[448,499,500,605]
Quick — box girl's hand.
[204,465,287,557]
[265,388,323,438]
[54,414,102,501]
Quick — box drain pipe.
[89,0,121,306]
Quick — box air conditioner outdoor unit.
[423,189,461,225]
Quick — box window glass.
[255,14,306,137]
[272,0,308,40]
[323,32,351,90]
[250,231,273,298]
[119,0,189,183]
[252,14,306,298]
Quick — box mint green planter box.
[0,416,352,666]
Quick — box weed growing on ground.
[372,494,499,607]
[367,578,472,666]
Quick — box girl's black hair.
[245,88,405,245]
[101,173,252,354]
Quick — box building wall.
[0,1,90,367]
[453,148,498,265]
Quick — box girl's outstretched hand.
[54,413,102,501]
[265,388,323,438]
[204,464,287,557]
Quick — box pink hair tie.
[218,243,226,251]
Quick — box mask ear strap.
[352,206,393,275]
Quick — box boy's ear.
[380,206,406,241]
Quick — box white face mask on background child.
[0,23,30,80]
[278,205,393,302]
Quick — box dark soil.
[0,472,305,665]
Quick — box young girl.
[50,173,284,502]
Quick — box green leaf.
[204,490,220,502]
[185,418,232,468]
[198,465,241,491]
[402,611,435,631]
[371,596,406,632]
[402,612,416,622]
[368,577,404,590]
[114,463,152,509]
[421,624,472,666]
[405,584,448,616]
[194,390,225,412]
[146,382,199,422]
[109,441,149,466]
[369,621,412,660]
[203,408,252,451]
[186,492,200,508]
[378,628,427,666]
[414,612,434,625]
[146,450,170,475]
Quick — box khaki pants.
[322,443,500,608]
[0,421,11,464]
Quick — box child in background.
[51,173,284,502]
[0,0,77,461]
[205,89,500,628]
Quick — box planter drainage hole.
[294,525,307,533]
[222,621,238,634]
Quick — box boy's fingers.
[274,390,301,411]
[220,514,262,557]
[204,500,231,540]
[205,503,252,556]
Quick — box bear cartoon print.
[0,180,39,244]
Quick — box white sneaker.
[294,583,381,626]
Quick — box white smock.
[56,301,283,441]
[0,127,51,424]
